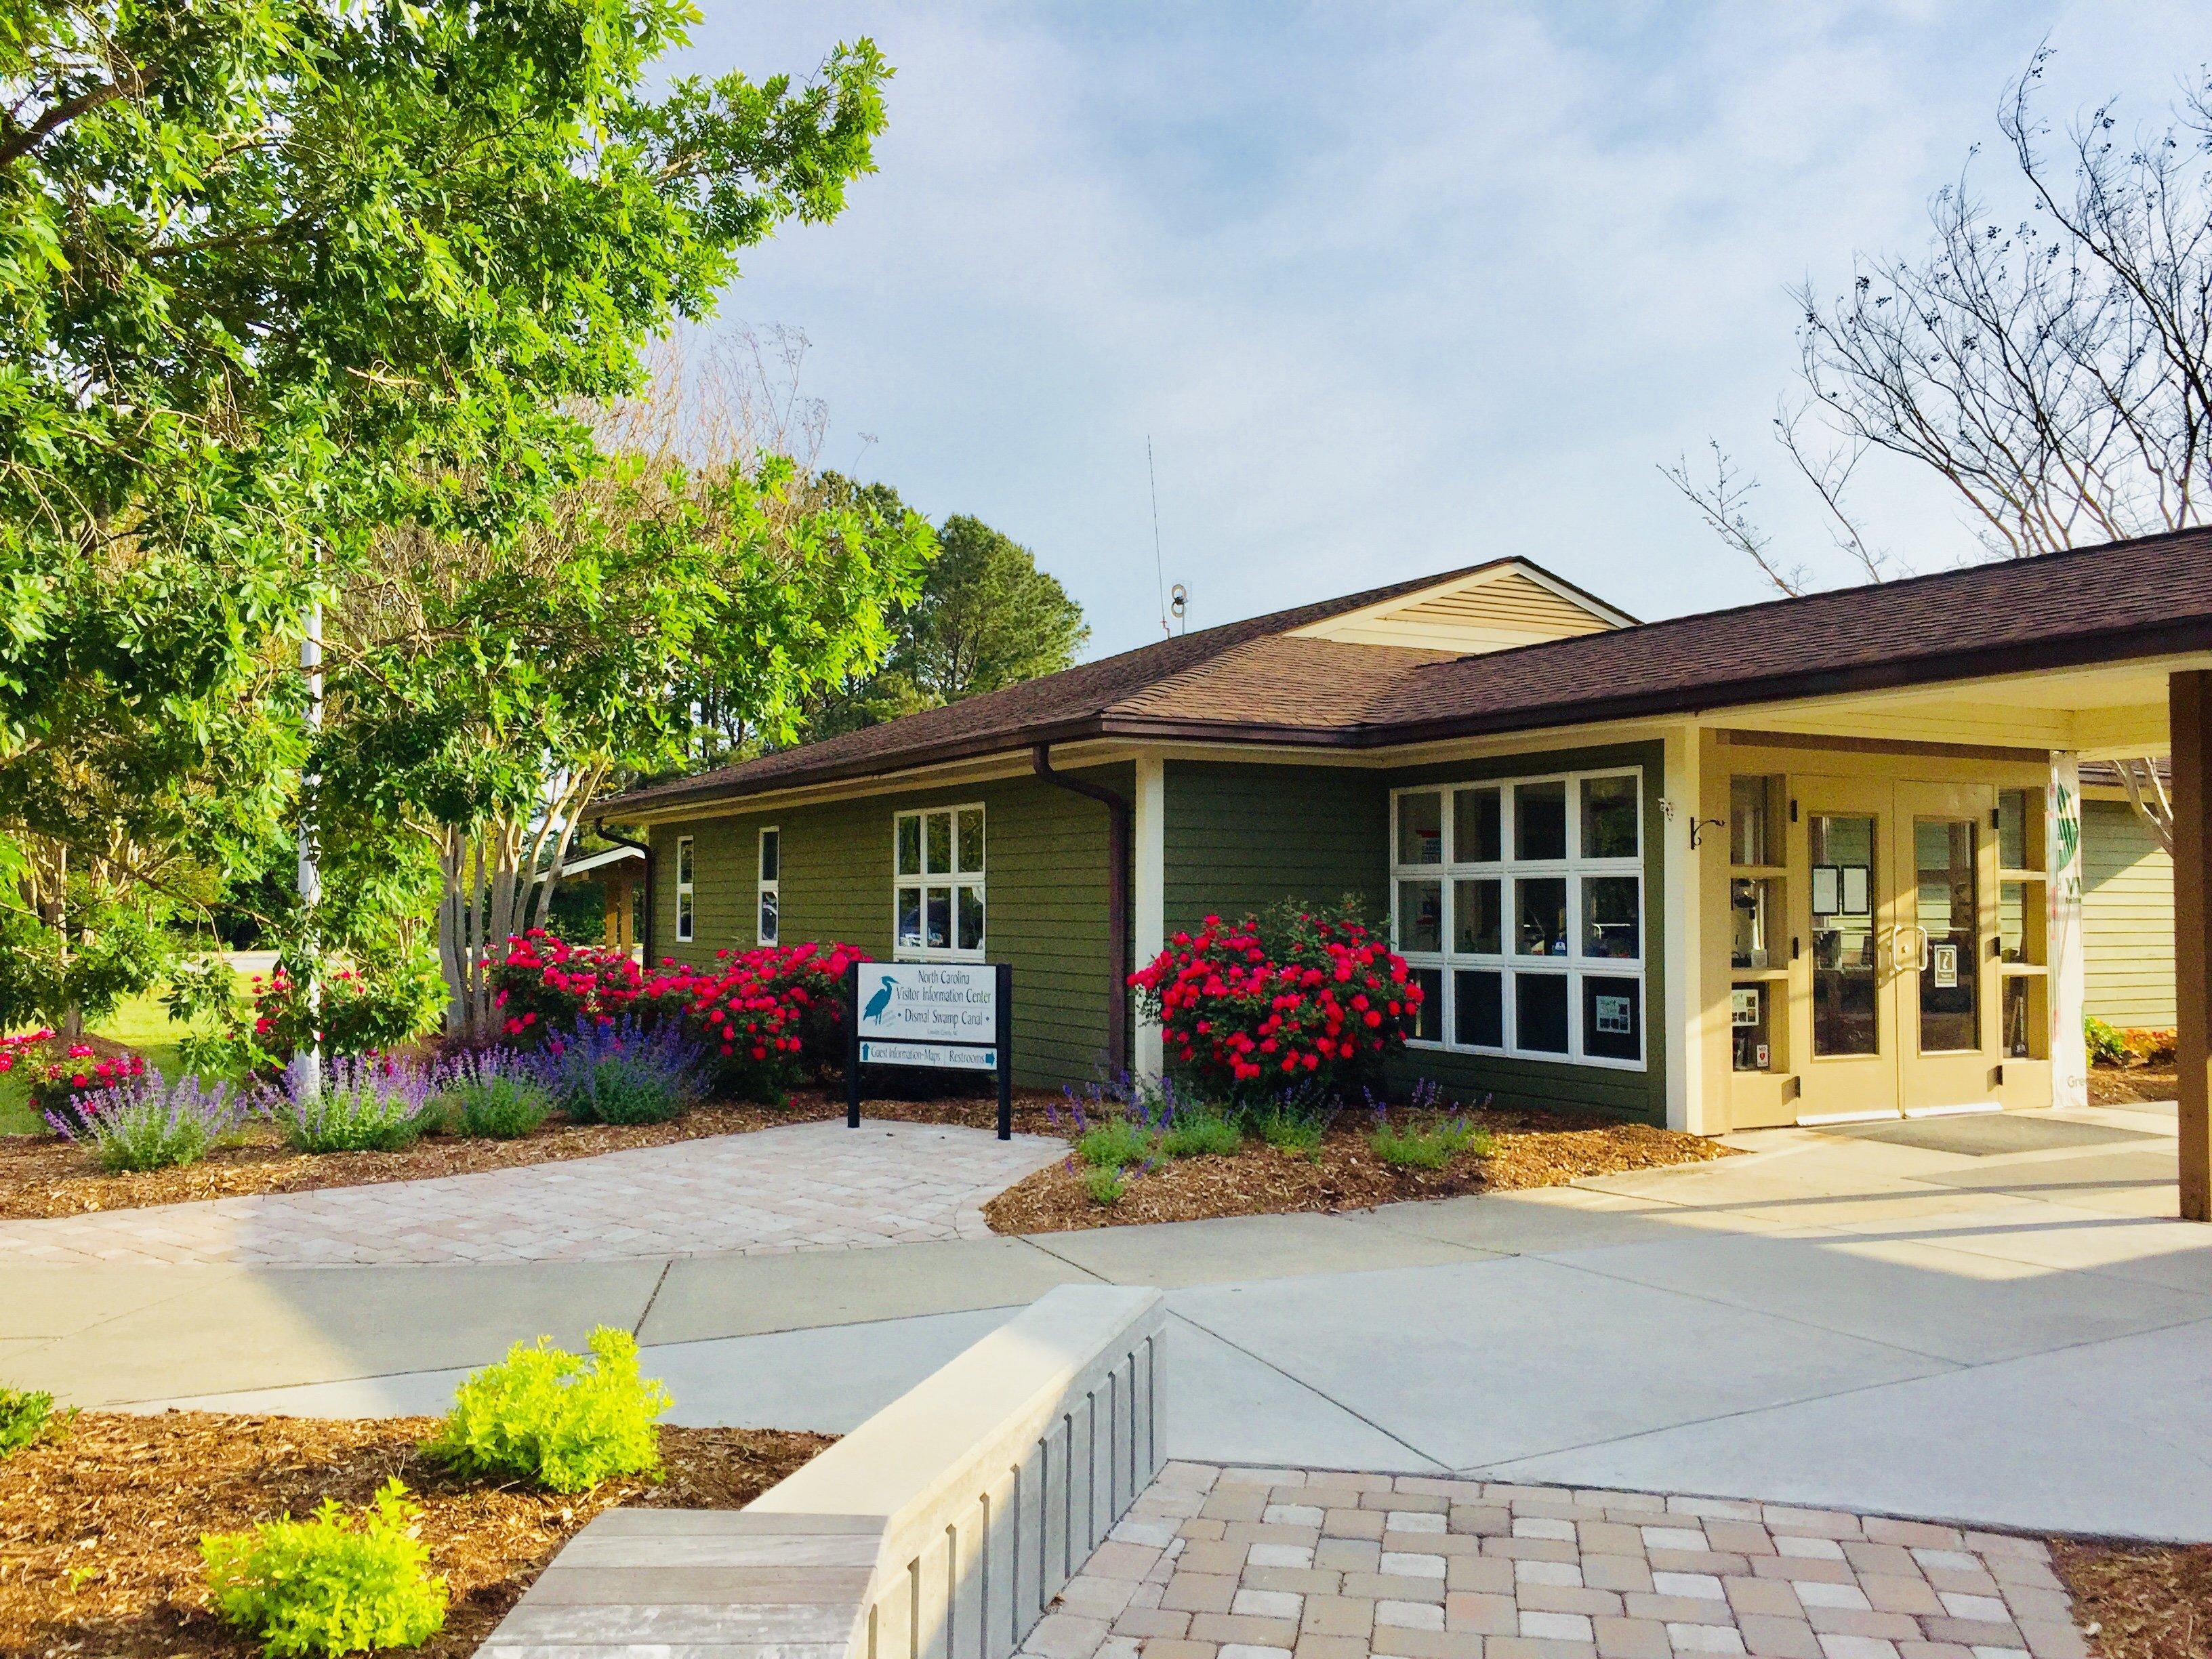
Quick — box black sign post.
[996,961,1013,1141]
[844,961,1014,1140]
[844,958,862,1130]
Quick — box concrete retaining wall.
[482,1284,1167,1658]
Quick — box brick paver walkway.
[0,1120,1065,1267]
[1029,1464,2087,1659]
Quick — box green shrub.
[276,1058,435,1153]
[426,1327,670,1494]
[1254,1107,1328,1160]
[0,1385,56,1456]
[201,1477,447,1658]
[1082,1165,1127,1206]
[1371,1117,1494,1170]
[2085,1015,2131,1067]
[1075,1116,1155,1168]
[433,1055,553,1139]
[1160,1111,1243,1159]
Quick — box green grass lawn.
[1,991,190,1136]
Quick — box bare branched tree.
[1667,48,2211,851]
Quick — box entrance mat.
[1819,1114,2163,1158]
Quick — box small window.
[1582,977,1643,1063]
[1399,879,1443,953]
[1581,876,1640,960]
[1452,878,1502,955]
[1454,968,1503,1048]
[1515,877,1568,957]
[1409,968,1443,1043]
[1515,972,1571,1052]
[674,835,695,943]
[1398,791,1443,865]
[1580,775,1639,859]
[895,805,985,959]
[1515,781,1568,861]
[1454,787,1502,863]
[756,827,780,947]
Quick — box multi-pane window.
[757,827,780,947]
[895,804,985,959]
[1390,769,1645,1069]
[674,835,695,943]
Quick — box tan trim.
[1717,729,2049,764]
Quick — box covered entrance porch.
[1679,658,2212,1217]
[1703,739,2060,1130]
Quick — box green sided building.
[600,531,2212,1135]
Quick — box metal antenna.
[1147,436,1170,636]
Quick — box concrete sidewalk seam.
[631,1258,675,1338]
[1165,1308,1452,1475]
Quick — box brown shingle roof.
[606,528,2212,813]
[606,560,1517,812]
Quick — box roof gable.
[1287,560,1633,652]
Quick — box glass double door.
[1795,777,1999,1122]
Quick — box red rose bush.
[1129,905,1421,1107]
[491,932,868,1101]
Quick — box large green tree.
[754,486,1087,751]
[324,453,934,1035]
[0,0,893,1028]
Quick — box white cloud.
[677,0,2208,651]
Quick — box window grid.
[757,827,780,947]
[893,804,986,961]
[674,835,695,943]
[1389,769,1646,1071]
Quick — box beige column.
[1132,756,1166,1079]
[2047,752,2088,1111]
[2175,672,2212,1222]
[1662,723,1713,1132]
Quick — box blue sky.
[674,3,2205,657]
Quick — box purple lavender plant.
[274,1054,436,1153]
[536,1015,705,1125]
[51,1070,252,1172]
[431,1046,554,1139]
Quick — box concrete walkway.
[6,1101,2205,1539]
[0,1118,1065,1265]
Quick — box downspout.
[1033,743,1131,1076]
[595,820,653,964]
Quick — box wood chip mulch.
[2089,1065,2180,1107]
[0,1090,1071,1221]
[983,1107,1734,1234]
[2053,1538,2212,1659]
[0,1410,830,1658]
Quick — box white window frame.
[1389,766,1646,1071]
[893,804,986,961]
[674,834,695,943]
[756,826,780,947]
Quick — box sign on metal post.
[846,961,1015,1139]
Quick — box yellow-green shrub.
[0,1385,56,1457]
[201,1478,446,1658]
[426,1326,670,1494]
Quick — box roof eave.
[597,613,2212,820]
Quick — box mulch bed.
[2090,1065,2180,1107]
[0,1090,1070,1221]
[983,1106,1733,1234]
[0,1410,830,1658]
[0,1084,1727,1233]
[2054,1538,2212,1659]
